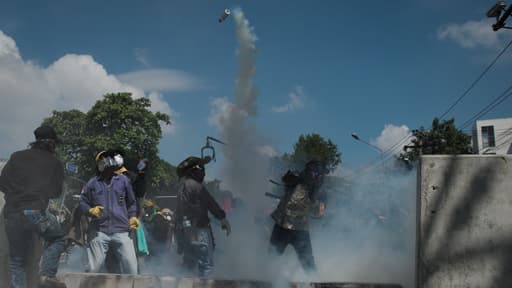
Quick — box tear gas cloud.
[210,7,417,288]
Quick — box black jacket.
[0,147,64,214]
[175,177,226,228]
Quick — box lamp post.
[486,1,512,31]
[351,132,383,154]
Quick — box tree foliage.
[42,93,175,194]
[290,133,342,172]
[400,118,472,162]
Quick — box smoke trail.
[211,8,416,288]
[210,7,281,281]
[218,8,267,212]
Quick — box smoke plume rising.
[211,8,417,287]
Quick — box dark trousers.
[4,210,66,288]
[269,224,316,272]
[181,228,214,277]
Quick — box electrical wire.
[438,38,512,120]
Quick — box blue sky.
[0,0,511,178]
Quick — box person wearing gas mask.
[106,149,150,273]
[79,151,139,274]
[0,125,67,288]
[174,156,231,277]
[269,160,327,273]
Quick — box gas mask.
[302,161,327,194]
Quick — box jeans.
[182,228,214,277]
[86,231,138,274]
[4,210,66,288]
[269,224,316,272]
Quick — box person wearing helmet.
[79,151,139,274]
[174,156,231,277]
[0,125,67,288]
[269,160,327,273]
[91,149,150,274]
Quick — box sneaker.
[39,276,67,288]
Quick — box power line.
[438,38,512,120]
[350,39,512,178]
[458,85,512,130]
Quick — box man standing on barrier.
[174,156,231,277]
[0,125,67,288]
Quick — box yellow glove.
[129,217,140,230]
[89,206,104,218]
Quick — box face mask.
[188,165,205,182]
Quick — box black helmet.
[177,156,209,178]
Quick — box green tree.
[290,133,342,172]
[400,118,472,162]
[42,92,175,195]
[42,109,87,164]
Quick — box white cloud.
[134,48,149,67]
[271,86,305,113]
[370,124,413,155]
[256,145,278,158]
[0,31,20,60]
[438,19,506,49]
[147,92,177,134]
[0,30,177,157]
[117,69,201,92]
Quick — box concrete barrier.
[418,155,512,287]
[58,273,402,288]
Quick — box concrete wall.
[417,155,512,287]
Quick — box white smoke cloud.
[256,145,278,158]
[233,8,258,116]
[272,86,305,113]
[208,97,236,130]
[438,19,506,49]
[0,30,180,157]
[371,124,413,155]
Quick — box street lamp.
[351,132,383,154]
[486,1,512,31]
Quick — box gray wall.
[417,155,512,287]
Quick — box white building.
[472,117,512,155]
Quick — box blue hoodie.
[80,174,137,234]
